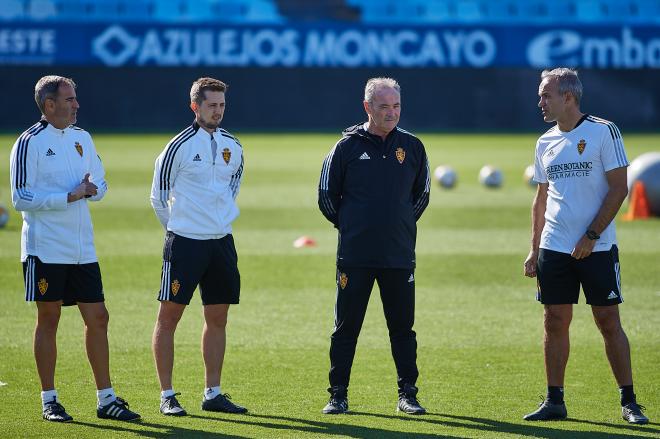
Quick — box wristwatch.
[586,230,600,240]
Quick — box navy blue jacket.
[318,123,431,269]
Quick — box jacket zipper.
[61,130,83,263]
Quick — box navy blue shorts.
[22,256,104,306]
[158,232,240,306]
[536,245,623,306]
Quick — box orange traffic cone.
[623,180,651,221]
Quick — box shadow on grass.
[189,413,460,438]
[69,412,660,438]
[352,411,660,438]
[71,420,249,438]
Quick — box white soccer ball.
[479,165,503,188]
[0,204,9,228]
[627,152,660,216]
[433,165,457,189]
[523,164,537,188]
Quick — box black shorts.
[536,245,623,306]
[158,232,240,306]
[22,256,104,306]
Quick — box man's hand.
[68,173,98,202]
[571,234,597,259]
[524,249,539,277]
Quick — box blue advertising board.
[1,23,659,68]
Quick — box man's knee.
[205,313,228,329]
[203,305,229,329]
[331,319,363,340]
[86,306,109,330]
[593,308,624,339]
[389,328,416,341]
[544,306,572,334]
[36,304,61,331]
[156,302,185,331]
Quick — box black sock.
[619,385,635,406]
[547,386,564,404]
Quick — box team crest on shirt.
[38,278,48,295]
[577,139,586,155]
[74,142,83,157]
[339,273,348,290]
[395,147,405,164]
[171,279,180,296]
[222,148,231,164]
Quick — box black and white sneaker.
[97,397,141,421]
[201,393,248,414]
[397,384,426,415]
[43,400,73,422]
[322,386,348,414]
[622,402,649,424]
[523,399,567,421]
[160,393,187,416]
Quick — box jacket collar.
[43,119,71,135]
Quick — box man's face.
[364,86,401,136]
[46,83,79,128]
[192,90,225,131]
[538,77,567,123]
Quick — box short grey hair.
[364,77,400,104]
[541,68,583,104]
[34,75,76,114]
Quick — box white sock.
[41,389,58,410]
[161,389,175,401]
[204,386,221,400]
[97,387,116,407]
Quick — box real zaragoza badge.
[339,273,348,290]
[38,278,48,295]
[395,147,405,164]
[171,279,180,296]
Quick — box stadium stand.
[3,0,283,23]
[348,0,660,24]
[0,0,658,23]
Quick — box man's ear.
[190,101,198,113]
[363,100,370,116]
[44,97,55,115]
[564,92,573,105]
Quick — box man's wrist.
[585,229,600,240]
[67,192,79,203]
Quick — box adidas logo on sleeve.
[359,152,370,160]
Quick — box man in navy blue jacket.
[318,77,431,415]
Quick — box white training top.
[534,115,629,254]
[9,120,108,263]
[150,122,244,240]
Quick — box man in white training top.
[9,75,140,423]
[523,68,648,425]
[150,77,245,417]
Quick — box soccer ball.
[478,165,503,188]
[523,164,537,187]
[0,204,9,228]
[433,165,457,189]
[627,152,660,216]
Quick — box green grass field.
[1,132,659,438]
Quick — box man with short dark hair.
[318,77,431,415]
[150,77,246,417]
[9,75,140,423]
[523,68,648,424]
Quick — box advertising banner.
[1,23,659,68]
